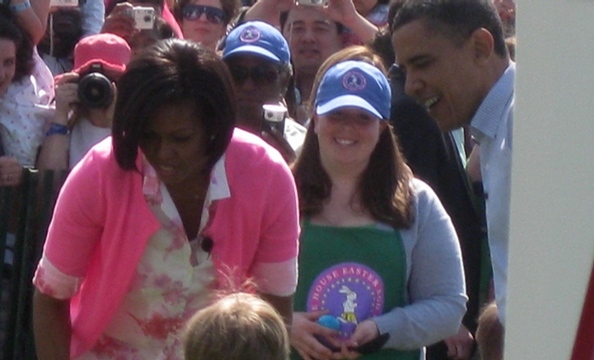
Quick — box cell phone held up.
[262,104,287,135]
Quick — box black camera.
[77,64,114,109]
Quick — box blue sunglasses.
[181,4,227,24]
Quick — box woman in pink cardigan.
[32,39,299,359]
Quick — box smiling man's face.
[392,19,484,131]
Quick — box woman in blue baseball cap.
[290,46,466,360]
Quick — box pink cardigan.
[36,129,299,357]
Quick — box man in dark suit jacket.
[389,64,487,360]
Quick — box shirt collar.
[209,155,230,201]
[470,62,515,142]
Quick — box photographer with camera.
[102,0,182,43]
[36,33,130,170]
[222,21,306,164]
[240,0,379,125]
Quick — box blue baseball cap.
[223,21,291,64]
[315,60,391,120]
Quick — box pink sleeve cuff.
[251,257,298,297]
[33,254,81,300]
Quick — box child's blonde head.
[184,292,290,360]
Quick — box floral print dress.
[74,157,221,360]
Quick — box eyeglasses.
[181,4,227,24]
[227,64,282,86]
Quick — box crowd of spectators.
[0,0,516,359]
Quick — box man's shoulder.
[226,128,288,169]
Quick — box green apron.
[292,220,420,360]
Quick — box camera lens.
[78,72,113,109]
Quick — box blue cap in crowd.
[315,60,391,120]
[223,21,291,64]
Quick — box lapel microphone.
[201,237,214,254]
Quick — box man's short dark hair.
[279,10,344,35]
[392,0,508,58]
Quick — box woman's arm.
[11,0,51,45]
[259,292,294,326]
[33,290,71,360]
[36,73,79,171]
[373,180,467,349]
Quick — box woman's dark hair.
[0,5,34,83]
[367,0,407,69]
[173,0,239,26]
[392,0,508,58]
[113,39,236,172]
[292,46,414,229]
[368,27,394,69]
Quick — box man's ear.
[312,114,320,134]
[470,28,495,64]
[280,67,292,95]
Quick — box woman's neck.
[312,171,375,227]
[166,173,211,240]
[320,153,368,182]
[166,172,210,202]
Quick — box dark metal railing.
[0,168,67,360]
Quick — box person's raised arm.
[322,0,378,44]
[10,0,51,44]
[100,2,136,40]
[243,0,294,28]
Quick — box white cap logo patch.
[239,26,261,43]
[342,70,366,91]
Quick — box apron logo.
[307,262,384,339]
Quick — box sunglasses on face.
[227,64,282,86]
[181,4,226,24]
